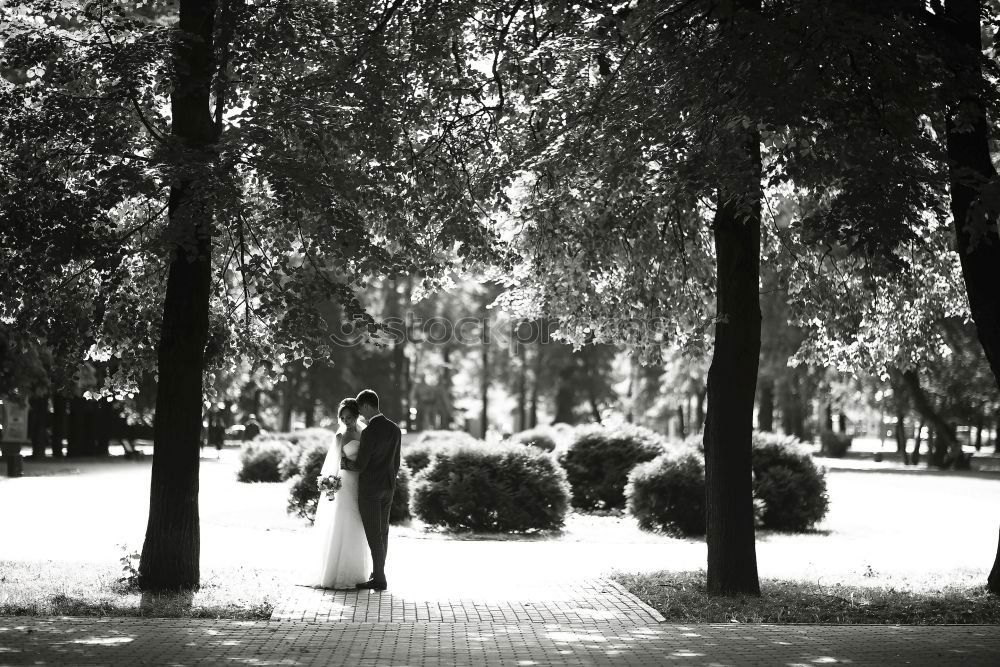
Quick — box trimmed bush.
[507,427,557,453]
[237,440,290,483]
[626,450,706,536]
[269,429,335,480]
[390,465,412,523]
[819,430,852,457]
[286,441,411,525]
[405,430,483,474]
[412,445,570,532]
[286,442,330,521]
[751,432,829,531]
[559,424,665,510]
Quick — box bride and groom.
[307,389,401,592]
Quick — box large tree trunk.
[703,135,762,596]
[138,0,217,592]
[940,0,1000,595]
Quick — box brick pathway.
[2,616,1000,665]
[272,578,665,625]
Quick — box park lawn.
[616,570,1000,624]
[0,559,285,619]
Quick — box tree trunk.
[778,373,805,439]
[51,394,65,457]
[940,0,1000,595]
[480,328,489,438]
[95,400,112,456]
[28,396,49,458]
[516,323,527,431]
[280,374,294,433]
[824,403,834,432]
[676,404,686,438]
[67,396,96,457]
[901,370,962,468]
[895,412,908,463]
[695,389,706,431]
[837,412,847,434]
[703,132,762,596]
[911,419,924,465]
[139,0,217,592]
[529,341,541,428]
[975,416,983,451]
[758,379,774,431]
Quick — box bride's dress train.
[304,437,371,589]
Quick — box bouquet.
[317,474,343,501]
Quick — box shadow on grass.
[614,570,1000,624]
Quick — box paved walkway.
[3,581,1000,665]
[2,616,1000,665]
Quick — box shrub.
[237,440,290,483]
[405,430,483,474]
[269,429,334,480]
[507,428,557,453]
[413,430,481,448]
[558,424,665,510]
[412,444,570,532]
[286,441,412,525]
[751,432,829,531]
[626,450,706,536]
[286,442,330,521]
[819,430,852,457]
[390,465,412,524]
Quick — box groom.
[341,389,401,592]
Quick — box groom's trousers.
[359,488,393,585]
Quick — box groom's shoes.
[356,579,387,592]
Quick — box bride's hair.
[338,398,359,425]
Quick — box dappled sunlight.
[66,636,134,645]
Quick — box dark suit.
[350,413,401,585]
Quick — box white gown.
[306,437,371,589]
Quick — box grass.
[0,559,284,619]
[615,570,1000,624]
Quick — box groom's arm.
[343,427,374,472]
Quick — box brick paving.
[2,616,1000,665]
[272,578,665,625]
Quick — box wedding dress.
[305,437,371,588]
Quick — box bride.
[305,397,371,589]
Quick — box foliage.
[236,440,290,483]
[626,451,706,537]
[390,465,412,524]
[819,430,852,458]
[284,439,409,524]
[615,571,1000,625]
[285,442,330,522]
[412,444,570,532]
[271,429,335,480]
[405,430,482,474]
[751,432,829,532]
[506,427,557,453]
[558,424,665,511]
[0,0,511,396]
[625,432,827,534]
